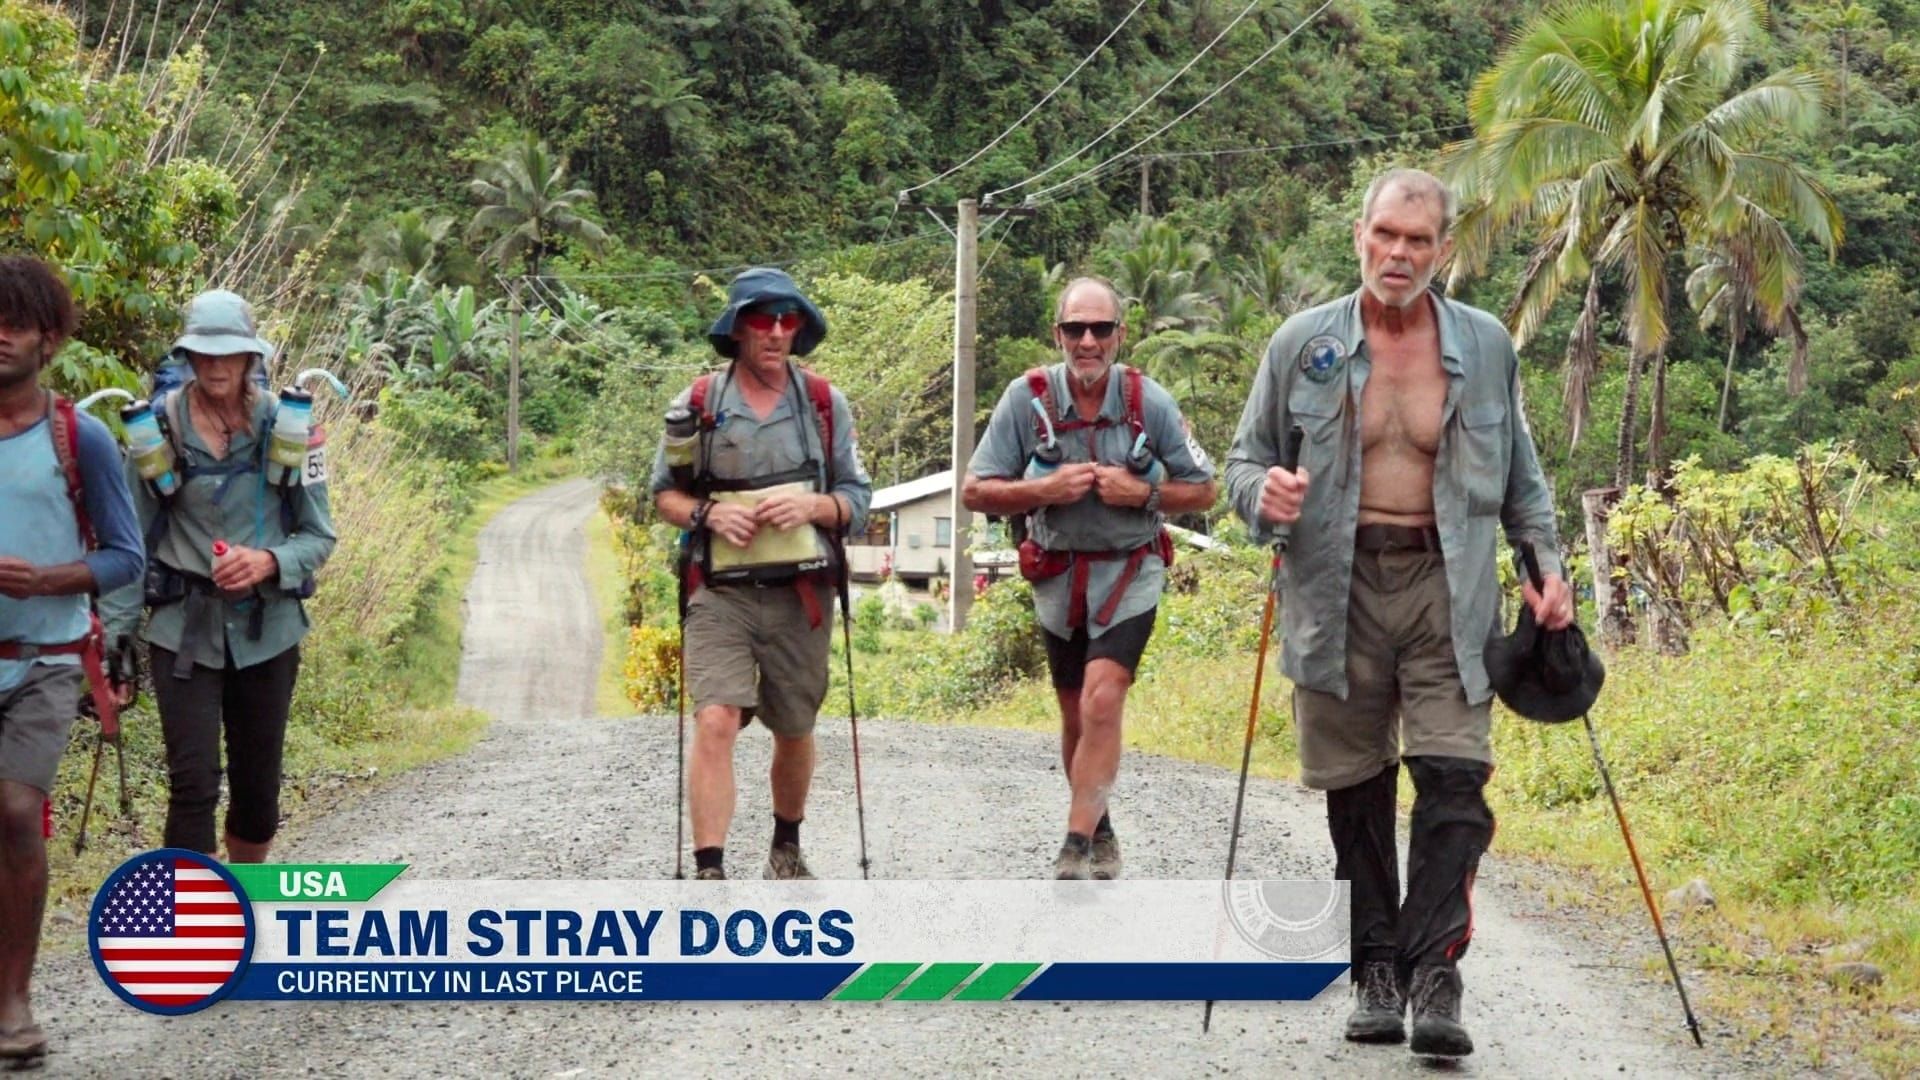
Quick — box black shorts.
[1042,608,1157,691]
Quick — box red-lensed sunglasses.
[740,310,806,333]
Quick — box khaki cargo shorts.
[1292,549,1492,791]
[684,579,833,738]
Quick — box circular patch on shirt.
[1298,335,1345,384]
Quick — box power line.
[1033,119,1471,205]
[1021,0,1338,207]
[981,0,1273,207]
[512,226,949,283]
[897,0,1153,200]
[1138,124,1472,160]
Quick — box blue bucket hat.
[171,289,276,362]
[706,267,828,359]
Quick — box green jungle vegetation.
[8,0,1918,1071]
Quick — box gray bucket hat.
[171,289,275,361]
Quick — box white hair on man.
[1361,168,1458,239]
[1053,275,1125,323]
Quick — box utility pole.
[1139,157,1151,216]
[949,198,978,632]
[507,277,522,472]
[900,196,1037,633]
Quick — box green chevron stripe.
[833,963,922,1001]
[893,963,982,1001]
[953,962,1042,1001]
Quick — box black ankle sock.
[1063,831,1092,854]
[1094,812,1114,839]
[773,814,801,849]
[694,847,724,873]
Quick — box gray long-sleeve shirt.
[649,364,872,567]
[1224,289,1563,705]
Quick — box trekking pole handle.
[1271,425,1307,560]
[1518,540,1546,592]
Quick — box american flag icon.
[91,854,251,1012]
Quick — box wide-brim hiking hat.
[1484,604,1607,724]
[706,267,827,359]
[171,289,275,362]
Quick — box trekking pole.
[674,553,690,881]
[1205,424,1303,1034]
[835,564,872,879]
[674,622,687,880]
[73,731,107,856]
[1517,543,1703,1048]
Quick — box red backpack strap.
[48,392,98,550]
[798,366,835,459]
[688,373,715,422]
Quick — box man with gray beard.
[964,276,1216,880]
[1226,169,1573,1057]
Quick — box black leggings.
[149,643,300,853]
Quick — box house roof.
[872,469,958,512]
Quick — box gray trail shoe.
[1053,844,1091,880]
[693,866,726,881]
[1408,964,1473,1057]
[1088,831,1122,880]
[1343,959,1406,1044]
[765,842,815,880]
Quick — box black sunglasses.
[1056,320,1119,340]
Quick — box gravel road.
[25,479,1780,1078]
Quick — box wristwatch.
[690,499,715,531]
[1143,479,1162,515]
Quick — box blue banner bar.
[1015,963,1349,1001]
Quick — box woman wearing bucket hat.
[101,289,336,862]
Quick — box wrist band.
[691,499,714,530]
[831,495,847,533]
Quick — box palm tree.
[1235,239,1337,320]
[1803,2,1883,133]
[635,71,707,156]
[1443,0,1842,489]
[359,209,476,285]
[466,135,611,281]
[1685,231,1809,432]
[1102,218,1222,334]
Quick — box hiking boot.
[1053,844,1091,880]
[693,866,726,881]
[1343,959,1405,1044]
[1088,831,1122,880]
[1407,964,1473,1057]
[765,842,815,880]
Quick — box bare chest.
[1359,332,1448,456]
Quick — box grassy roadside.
[581,500,634,718]
[42,456,576,922]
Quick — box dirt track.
[28,479,1782,1077]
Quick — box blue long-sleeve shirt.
[0,402,144,692]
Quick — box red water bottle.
[211,539,246,600]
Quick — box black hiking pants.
[1327,755,1494,979]
[150,643,300,853]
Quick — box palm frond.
[1564,269,1604,447]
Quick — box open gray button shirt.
[1224,290,1563,705]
